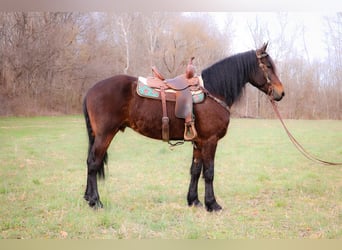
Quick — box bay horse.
[83,43,285,212]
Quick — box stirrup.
[184,121,197,141]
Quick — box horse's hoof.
[193,200,203,207]
[95,200,104,209]
[84,194,90,201]
[188,198,203,208]
[88,199,103,209]
[188,198,203,207]
[206,202,222,212]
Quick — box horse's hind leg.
[84,133,114,208]
[187,146,203,207]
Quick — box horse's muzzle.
[273,89,285,102]
[269,84,285,102]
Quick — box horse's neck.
[201,64,249,106]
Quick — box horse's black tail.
[83,99,107,179]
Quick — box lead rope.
[270,99,342,166]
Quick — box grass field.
[0,116,341,239]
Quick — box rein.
[257,51,341,165]
[200,86,231,112]
[270,99,342,166]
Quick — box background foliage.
[0,12,341,119]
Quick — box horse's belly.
[128,95,184,140]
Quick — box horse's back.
[85,75,137,99]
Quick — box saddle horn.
[186,57,196,79]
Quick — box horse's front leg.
[202,140,222,212]
[187,146,203,207]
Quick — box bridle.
[256,51,273,97]
[256,52,271,83]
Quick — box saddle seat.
[137,58,202,142]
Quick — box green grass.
[0,116,341,239]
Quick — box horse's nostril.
[282,92,285,97]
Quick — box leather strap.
[160,85,169,141]
[152,66,165,80]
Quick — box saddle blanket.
[137,77,205,104]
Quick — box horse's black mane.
[201,50,258,106]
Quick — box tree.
[325,13,342,119]
[0,12,232,115]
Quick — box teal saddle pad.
[137,77,205,104]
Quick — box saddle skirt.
[137,76,205,104]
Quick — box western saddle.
[142,57,202,142]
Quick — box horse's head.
[249,43,285,101]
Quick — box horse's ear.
[256,42,268,57]
[261,42,268,52]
